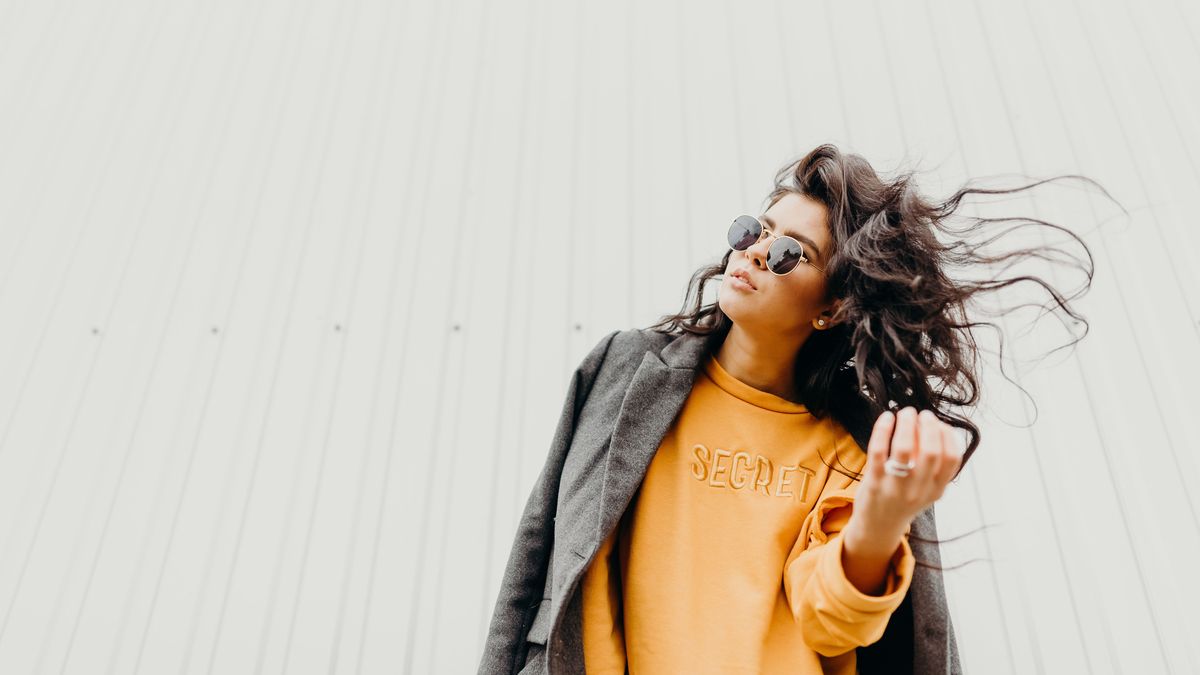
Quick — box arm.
[783,490,916,658]
[841,517,910,596]
[789,407,963,660]
[477,330,620,675]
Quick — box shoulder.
[611,326,675,355]
[607,326,684,368]
[577,327,680,379]
[829,412,870,457]
[584,326,674,358]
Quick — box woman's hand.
[839,407,965,595]
[852,407,965,537]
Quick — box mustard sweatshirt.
[580,354,915,674]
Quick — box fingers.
[870,407,964,524]
[935,422,965,487]
[917,410,944,487]
[889,407,919,470]
[866,409,896,482]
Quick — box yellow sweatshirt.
[580,353,915,674]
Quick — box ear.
[814,298,843,329]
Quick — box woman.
[478,144,1098,674]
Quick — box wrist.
[839,518,907,597]
[843,516,907,557]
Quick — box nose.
[743,232,772,270]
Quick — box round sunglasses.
[727,215,825,275]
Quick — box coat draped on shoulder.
[476,328,962,675]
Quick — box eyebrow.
[759,214,825,263]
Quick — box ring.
[884,457,916,477]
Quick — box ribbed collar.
[702,354,810,414]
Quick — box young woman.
[478,144,1098,674]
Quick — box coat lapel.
[591,332,709,553]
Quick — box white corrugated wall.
[0,0,1196,672]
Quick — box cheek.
[780,275,829,307]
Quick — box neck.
[713,324,810,402]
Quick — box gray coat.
[478,327,962,674]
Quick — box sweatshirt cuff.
[821,532,915,613]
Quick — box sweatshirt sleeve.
[782,488,916,657]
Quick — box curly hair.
[647,143,1109,489]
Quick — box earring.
[817,319,826,327]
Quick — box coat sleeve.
[477,329,621,674]
[783,487,916,658]
[908,501,963,675]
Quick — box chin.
[717,281,749,318]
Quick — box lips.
[730,269,757,290]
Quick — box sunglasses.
[726,215,825,275]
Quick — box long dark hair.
[647,143,1113,563]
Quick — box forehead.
[764,193,832,251]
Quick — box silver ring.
[884,457,916,477]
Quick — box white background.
[0,0,1197,672]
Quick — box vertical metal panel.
[0,0,1195,672]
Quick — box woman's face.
[719,192,836,336]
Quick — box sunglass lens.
[767,238,802,275]
[727,215,761,250]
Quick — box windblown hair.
[648,144,1108,495]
